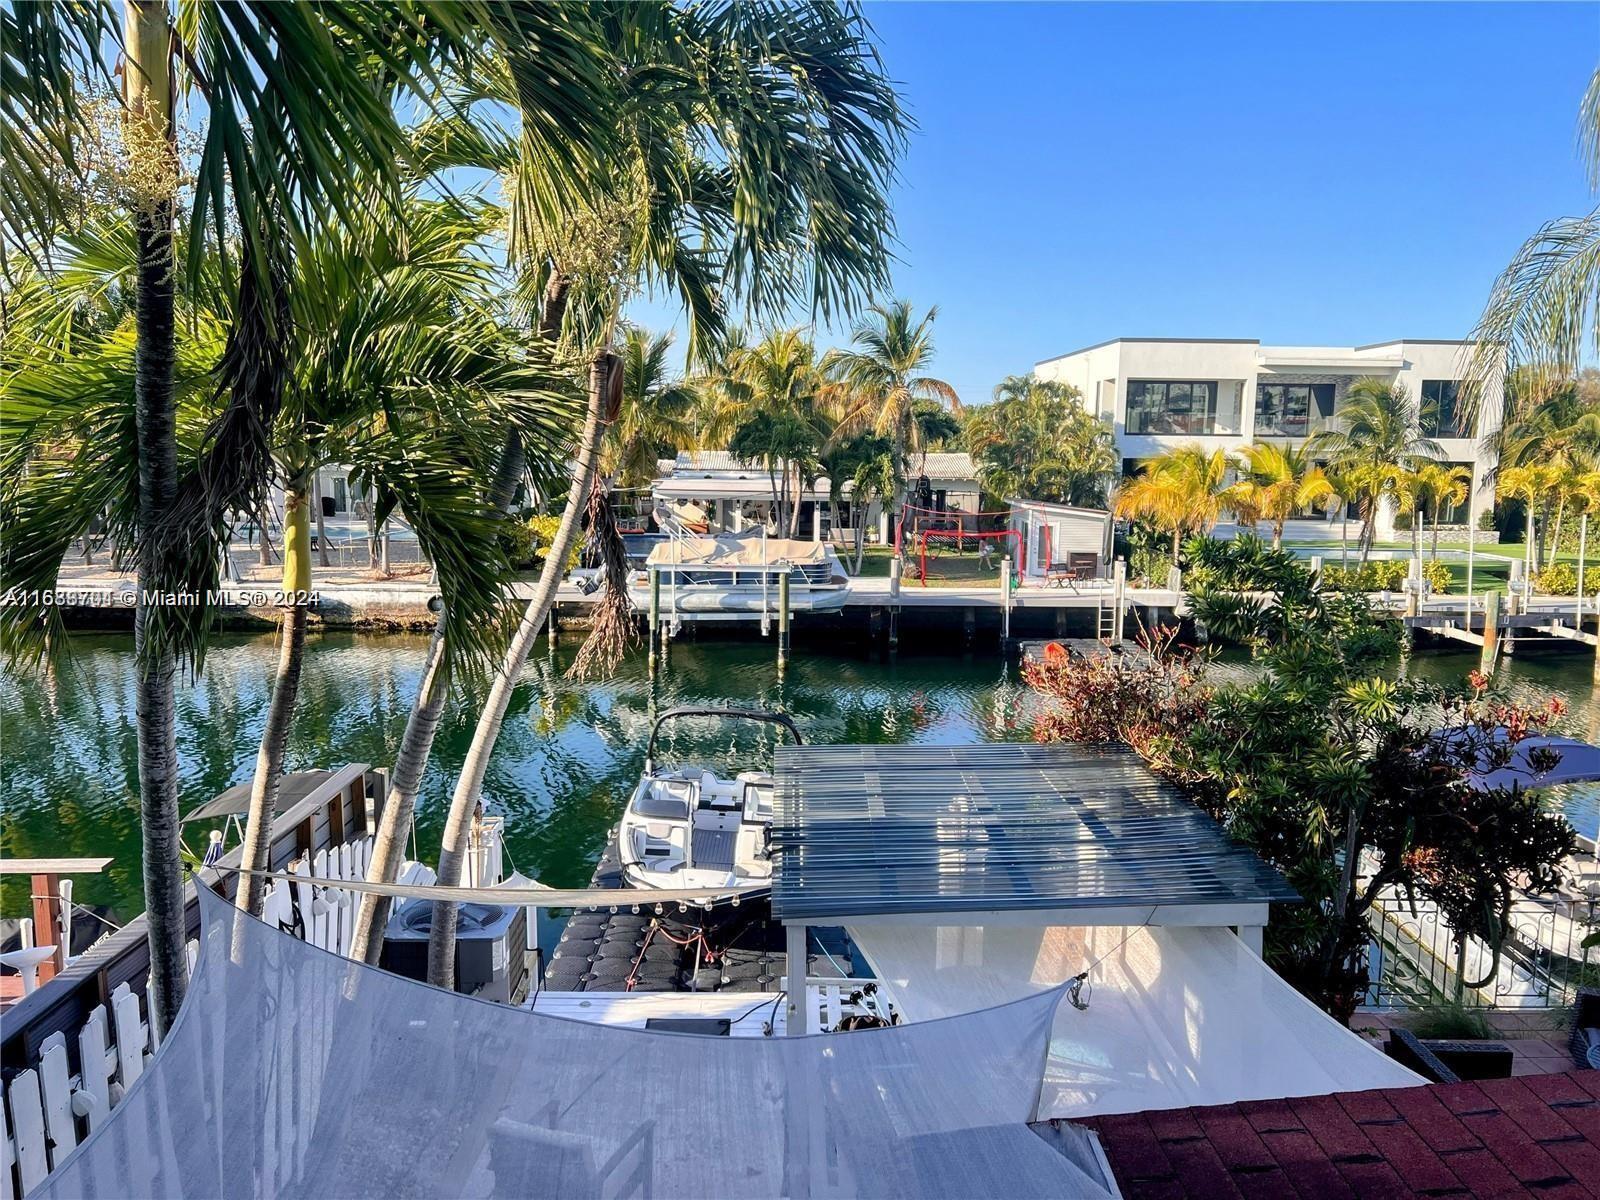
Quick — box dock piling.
[777,570,791,671]
[1111,559,1127,645]
[1000,555,1012,644]
[648,569,661,678]
[1481,590,1500,676]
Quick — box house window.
[1420,380,1466,439]
[1255,383,1335,438]
[1125,380,1219,435]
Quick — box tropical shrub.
[524,515,581,572]
[1182,535,1401,659]
[1023,627,1209,760]
[1028,542,1571,1022]
[1421,559,1453,595]
[1321,561,1408,592]
[1536,561,1579,595]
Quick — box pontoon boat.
[628,532,850,615]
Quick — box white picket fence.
[1,836,375,1196]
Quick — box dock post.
[1481,589,1500,677]
[1577,514,1588,633]
[963,606,976,650]
[889,555,902,600]
[548,606,559,651]
[887,605,899,655]
[785,924,808,1035]
[1000,555,1012,645]
[1111,559,1127,645]
[778,570,791,671]
[648,569,660,678]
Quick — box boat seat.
[632,823,686,872]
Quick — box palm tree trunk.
[1272,521,1284,550]
[1550,496,1567,569]
[127,0,185,1035]
[890,426,907,554]
[1171,525,1181,565]
[350,625,448,963]
[1432,507,1440,559]
[234,481,312,918]
[487,274,572,513]
[355,276,573,927]
[426,349,613,989]
[311,473,331,569]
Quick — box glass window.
[1421,380,1465,438]
[1125,380,1219,435]
[1254,383,1334,437]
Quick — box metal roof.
[769,743,1297,923]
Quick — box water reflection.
[3,634,1593,922]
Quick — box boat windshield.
[634,780,694,820]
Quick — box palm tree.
[1309,378,1442,561]
[3,1,531,1033]
[1466,68,1600,426]
[824,301,960,547]
[605,329,698,493]
[722,330,831,535]
[1412,463,1473,559]
[1224,443,1335,549]
[821,433,894,572]
[424,3,908,989]
[964,376,1117,508]
[1113,445,1234,565]
[1497,464,1560,576]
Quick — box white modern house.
[1034,338,1502,538]
[651,450,983,543]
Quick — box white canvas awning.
[646,536,828,568]
[37,885,1117,1199]
[846,922,1421,1120]
[654,477,843,503]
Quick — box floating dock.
[542,831,855,995]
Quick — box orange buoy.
[1042,641,1067,661]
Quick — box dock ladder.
[1095,595,1115,644]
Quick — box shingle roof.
[1081,1073,1600,1199]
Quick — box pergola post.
[1236,925,1264,957]
[785,923,808,1035]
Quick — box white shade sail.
[847,922,1421,1119]
[38,886,1115,1199]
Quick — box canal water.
[4,632,1597,921]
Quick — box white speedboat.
[628,532,850,614]
[617,707,801,899]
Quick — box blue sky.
[630,1,1598,406]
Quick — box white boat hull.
[628,584,850,613]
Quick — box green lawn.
[852,544,1006,589]
[1288,539,1596,596]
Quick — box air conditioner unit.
[380,898,527,1004]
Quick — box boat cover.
[37,885,1115,1199]
[846,922,1421,1119]
[646,535,828,568]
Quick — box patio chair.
[1068,552,1100,582]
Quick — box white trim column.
[785,923,808,1035]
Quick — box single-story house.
[651,450,982,544]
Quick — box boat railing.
[1,764,384,1197]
